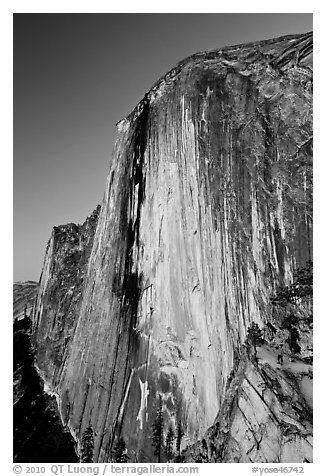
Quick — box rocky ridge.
[13,281,38,321]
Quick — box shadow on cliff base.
[13,316,78,463]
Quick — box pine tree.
[152,397,163,463]
[165,425,175,462]
[247,322,263,359]
[80,425,94,463]
[176,420,184,462]
[112,437,128,463]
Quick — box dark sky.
[13,13,313,282]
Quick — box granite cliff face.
[32,32,312,462]
[185,343,312,463]
[33,205,101,387]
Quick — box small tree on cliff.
[112,437,128,463]
[247,322,263,359]
[164,425,175,462]
[152,397,164,463]
[80,425,94,463]
[176,420,184,462]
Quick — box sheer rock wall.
[32,32,312,462]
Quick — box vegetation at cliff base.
[164,426,175,462]
[13,317,78,463]
[80,426,94,463]
[270,260,313,357]
[112,437,128,463]
[152,397,164,462]
[271,260,313,307]
[246,322,264,359]
[176,420,184,462]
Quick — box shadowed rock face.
[13,287,78,463]
[32,205,101,388]
[32,32,312,462]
